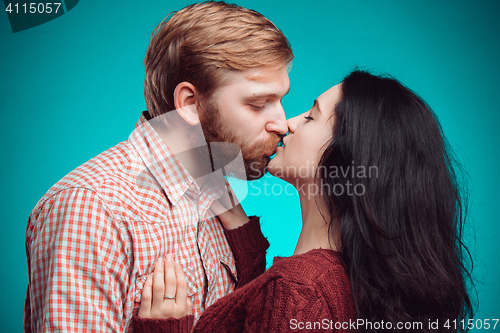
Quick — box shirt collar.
[203,169,230,200]
[129,112,229,206]
[129,111,196,206]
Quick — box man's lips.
[264,136,285,157]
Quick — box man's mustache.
[243,135,282,159]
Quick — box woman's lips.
[265,147,277,156]
[275,139,285,153]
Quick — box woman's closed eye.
[304,115,313,121]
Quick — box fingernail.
[158,258,164,265]
[166,254,173,262]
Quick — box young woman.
[133,70,474,332]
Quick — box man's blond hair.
[144,1,293,118]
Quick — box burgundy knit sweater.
[133,216,356,332]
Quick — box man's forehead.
[243,65,288,81]
[212,65,290,103]
[221,65,287,82]
[235,66,289,92]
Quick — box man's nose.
[265,103,288,135]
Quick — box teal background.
[1,0,499,331]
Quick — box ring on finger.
[163,295,176,300]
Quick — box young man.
[24,2,293,332]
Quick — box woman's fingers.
[140,255,192,319]
[138,275,153,318]
[152,258,165,310]
[210,199,227,216]
[174,262,188,317]
[211,199,250,230]
[164,254,177,301]
[219,184,239,208]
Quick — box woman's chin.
[266,163,280,178]
[266,160,292,182]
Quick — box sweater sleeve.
[223,215,270,288]
[132,314,194,333]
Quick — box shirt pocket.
[204,252,238,308]
[219,252,238,282]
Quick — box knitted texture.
[133,315,194,332]
[133,217,356,332]
[193,249,356,332]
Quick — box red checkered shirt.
[24,112,237,332]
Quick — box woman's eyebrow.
[313,99,323,114]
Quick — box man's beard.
[198,100,281,180]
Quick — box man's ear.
[174,82,200,126]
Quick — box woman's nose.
[286,114,302,134]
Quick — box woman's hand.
[210,184,250,230]
[138,255,192,319]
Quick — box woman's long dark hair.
[317,70,474,332]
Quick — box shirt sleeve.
[223,216,269,289]
[25,188,131,332]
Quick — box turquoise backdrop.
[1,0,499,331]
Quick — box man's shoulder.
[32,140,139,214]
[53,140,133,189]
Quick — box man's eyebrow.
[245,87,291,100]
